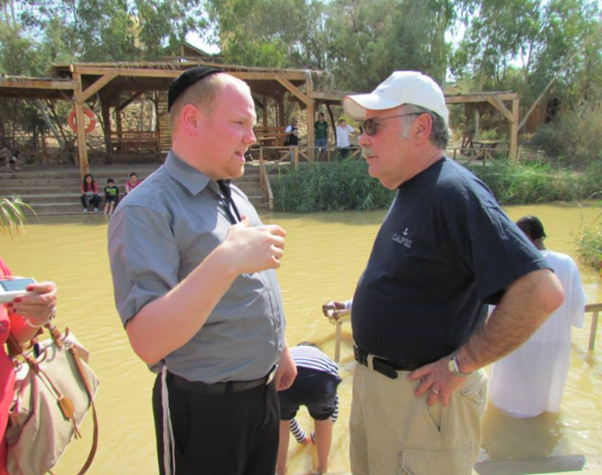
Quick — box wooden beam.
[0,78,77,90]
[310,91,346,102]
[73,66,306,81]
[275,76,311,106]
[486,95,514,123]
[72,72,89,176]
[305,72,315,162]
[116,91,145,111]
[509,98,519,163]
[74,66,182,78]
[445,93,518,105]
[76,71,118,103]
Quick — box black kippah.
[516,215,547,240]
[168,66,224,112]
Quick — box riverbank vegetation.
[271,158,602,213]
[1,0,601,168]
[576,223,602,270]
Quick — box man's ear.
[180,104,202,136]
[413,114,433,146]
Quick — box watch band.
[448,354,472,377]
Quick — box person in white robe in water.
[489,215,587,417]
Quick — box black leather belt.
[169,370,274,396]
[354,346,427,379]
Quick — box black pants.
[80,194,101,209]
[152,373,280,475]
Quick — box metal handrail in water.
[327,303,602,363]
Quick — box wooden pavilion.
[0,60,319,176]
[0,60,520,177]
[311,90,520,161]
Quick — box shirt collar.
[164,151,211,196]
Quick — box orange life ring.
[68,108,96,134]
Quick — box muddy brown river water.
[0,202,600,474]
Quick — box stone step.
[2,186,263,203]
[24,195,267,215]
[1,163,266,215]
[0,184,262,195]
[0,177,261,191]
[0,168,260,183]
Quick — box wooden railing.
[254,126,287,147]
[250,145,362,169]
[110,130,159,154]
[327,303,602,363]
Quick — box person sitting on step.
[103,178,120,216]
[80,174,101,213]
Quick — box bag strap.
[7,322,56,359]
[9,324,100,475]
[68,344,99,475]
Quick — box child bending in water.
[277,342,341,475]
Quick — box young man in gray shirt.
[108,67,296,475]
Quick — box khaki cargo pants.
[350,362,487,475]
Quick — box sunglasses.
[363,112,421,136]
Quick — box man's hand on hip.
[221,217,286,275]
[408,357,467,407]
[275,344,297,391]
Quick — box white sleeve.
[285,125,292,133]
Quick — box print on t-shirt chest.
[392,226,412,250]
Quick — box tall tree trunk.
[35,100,65,151]
[9,0,15,29]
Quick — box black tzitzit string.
[217,179,241,224]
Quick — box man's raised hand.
[221,217,286,275]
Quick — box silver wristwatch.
[447,354,472,378]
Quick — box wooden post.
[305,72,315,163]
[263,95,268,128]
[277,94,285,127]
[589,310,599,351]
[510,98,520,163]
[326,103,336,147]
[41,131,47,165]
[72,72,89,176]
[100,95,113,164]
[307,103,315,163]
[293,147,299,169]
[116,110,123,142]
[334,321,342,363]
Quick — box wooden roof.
[0,60,316,104]
[49,60,314,108]
[310,90,518,105]
[0,75,76,100]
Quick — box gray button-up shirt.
[108,152,285,383]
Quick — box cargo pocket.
[399,441,473,475]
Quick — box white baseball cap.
[343,71,449,124]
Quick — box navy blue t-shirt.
[351,158,549,363]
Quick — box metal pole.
[589,311,599,351]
